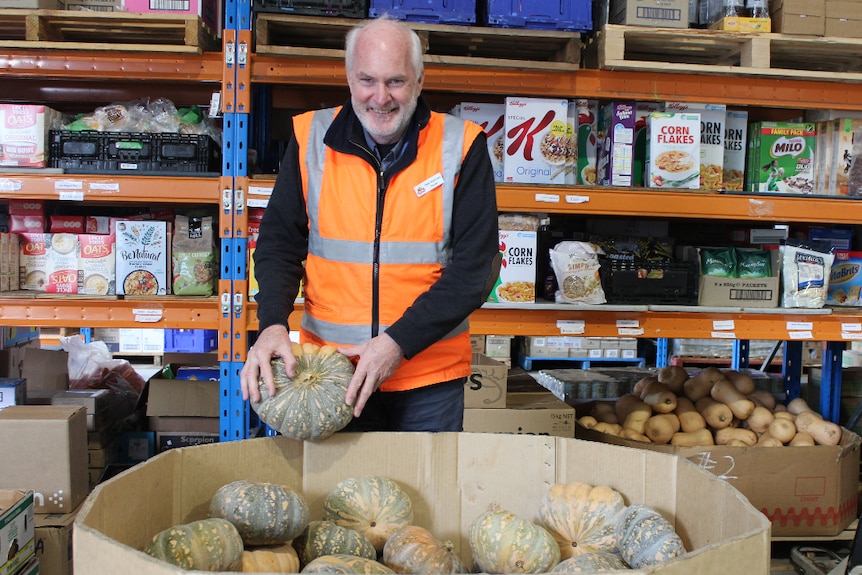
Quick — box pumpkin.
[322,476,414,553]
[143,517,244,571]
[614,504,686,568]
[301,554,396,574]
[468,508,561,574]
[537,482,626,561]
[251,342,355,440]
[294,520,377,566]
[382,525,468,575]
[242,543,301,573]
[209,479,310,546]
[550,551,628,573]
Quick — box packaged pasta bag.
[550,241,607,305]
[780,239,835,308]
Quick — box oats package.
[780,240,835,308]
[550,241,607,305]
[172,214,217,296]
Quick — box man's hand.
[240,325,296,403]
[339,332,404,417]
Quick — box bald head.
[345,16,424,80]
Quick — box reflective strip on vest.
[301,109,468,344]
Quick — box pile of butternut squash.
[577,365,843,448]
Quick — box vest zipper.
[353,139,385,339]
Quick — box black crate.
[49,130,220,176]
[254,0,367,17]
[600,258,698,305]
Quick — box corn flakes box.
[666,102,726,191]
[723,110,748,191]
[487,230,537,304]
[647,112,701,189]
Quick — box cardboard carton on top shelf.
[74,432,771,575]
[0,490,35,575]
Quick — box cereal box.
[565,101,577,185]
[45,233,79,294]
[596,101,636,186]
[18,232,47,291]
[0,104,61,168]
[829,118,862,196]
[78,234,116,295]
[633,101,664,186]
[723,110,748,191]
[750,121,817,194]
[647,112,701,189]
[487,230,537,304]
[575,99,599,185]
[666,102,726,191]
[459,102,505,183]
[115,220,168,296]
[503,97,571,185]
[828,251,862,306]
[814,120,833,196]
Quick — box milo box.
[751,121,817,194]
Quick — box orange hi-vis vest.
[292,106,484,392]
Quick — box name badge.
[414,173,444,198]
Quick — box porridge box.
[503,97,571,185]
[647,112,702,189]
[115,220,168,296]
[78,234,116,295]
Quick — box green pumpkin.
[294,520,377,567]
[251,342,354,440]
[143,517,244,571]
[322,476,414,553]
[301,554,396,574]
[469,508,561,574]
[382,525,468,575]
[550,551,628,573]
[615,504,686,568]
[209,479,310,546]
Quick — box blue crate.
[164,329,219,353]
[483,0,592,31]
[369,0,476,24]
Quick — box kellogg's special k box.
[504,97,571,185]
[459,102,506,183]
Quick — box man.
[240,15,499,432]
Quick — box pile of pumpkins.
[143,475,687,573]
[578,365,843,447]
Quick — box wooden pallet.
[0,9,219,53]
[255,13,580,71]
[584,24,862,83]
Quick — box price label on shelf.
[54,180,83,190]
[788,331,813,340]
[842,323,862,332]
[786,321,813,331]
[557,320,585,334]
[58,191,84,201]
[565,195,589,204]
[132,309,164,323]
[713,320,735,331]
[618,328,644,336]
[534,193,560,204]
[711,332,737,339]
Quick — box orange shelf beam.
[0,174,222,204]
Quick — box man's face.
[347,28,423,145]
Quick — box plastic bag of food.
[550,241,607,305]
[780,240,835,308]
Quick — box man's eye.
[388,80,405,88]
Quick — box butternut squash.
[592,422,624,436]
[725,370,756,395]
[639,379,678,414]
[710,379,756,420]
[773,410,795,421]
[715,427,757,446]
[726,439,751,447]
[621,428,651,442]
[578,416,598,429]
[748,389,777,411]
[756,434,783,447]
[590,402,619,424]
[745,406,774,434]
[768,417,796,444]
[794,411,841,446]
[615,394,649,432]
[787,397,815,415]
[673,396,706,433]
[695,397,733,430]
[657,365,688,394]
[643,414,680,444]
[632,376,657,397]
[789,431,816,446]
[682,366,725,402]
[670,428,715,447]
[773,402,788,413]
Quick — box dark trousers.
[341,377,466,432]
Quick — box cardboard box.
[0,406,88,513]
[0,490,35,575]
[597,101,636,186]
[646,111,702,189]
[503,97,571,185]
[575,99,599,185]
[709,16,771,31]
[464,392,576,437]
[123,0,222,36]
[487,229,537,303]
[155,432,219,452]
[467,354,507,409]
[146,378,219,434]
[576,402,861,537]
[610,0,690,27]
[0,378,25,410]
[698,247,781,307]
[723,110,748,191]
[73,433,771,575]
[115,220,168,296]
[35,504,80,575]
[828,251,862,306]
[0,105,62,168]
[51,389,110,432]
[484,335,513,359]
[771,0,825,35]
[825,1,862,38]
[459,102,505,183]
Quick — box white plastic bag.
[60,335,146,395]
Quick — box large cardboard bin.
[74,433,770,575]
[576,404,860,537]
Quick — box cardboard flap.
[145,379,219,417]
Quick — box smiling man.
[240,15,500,432]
